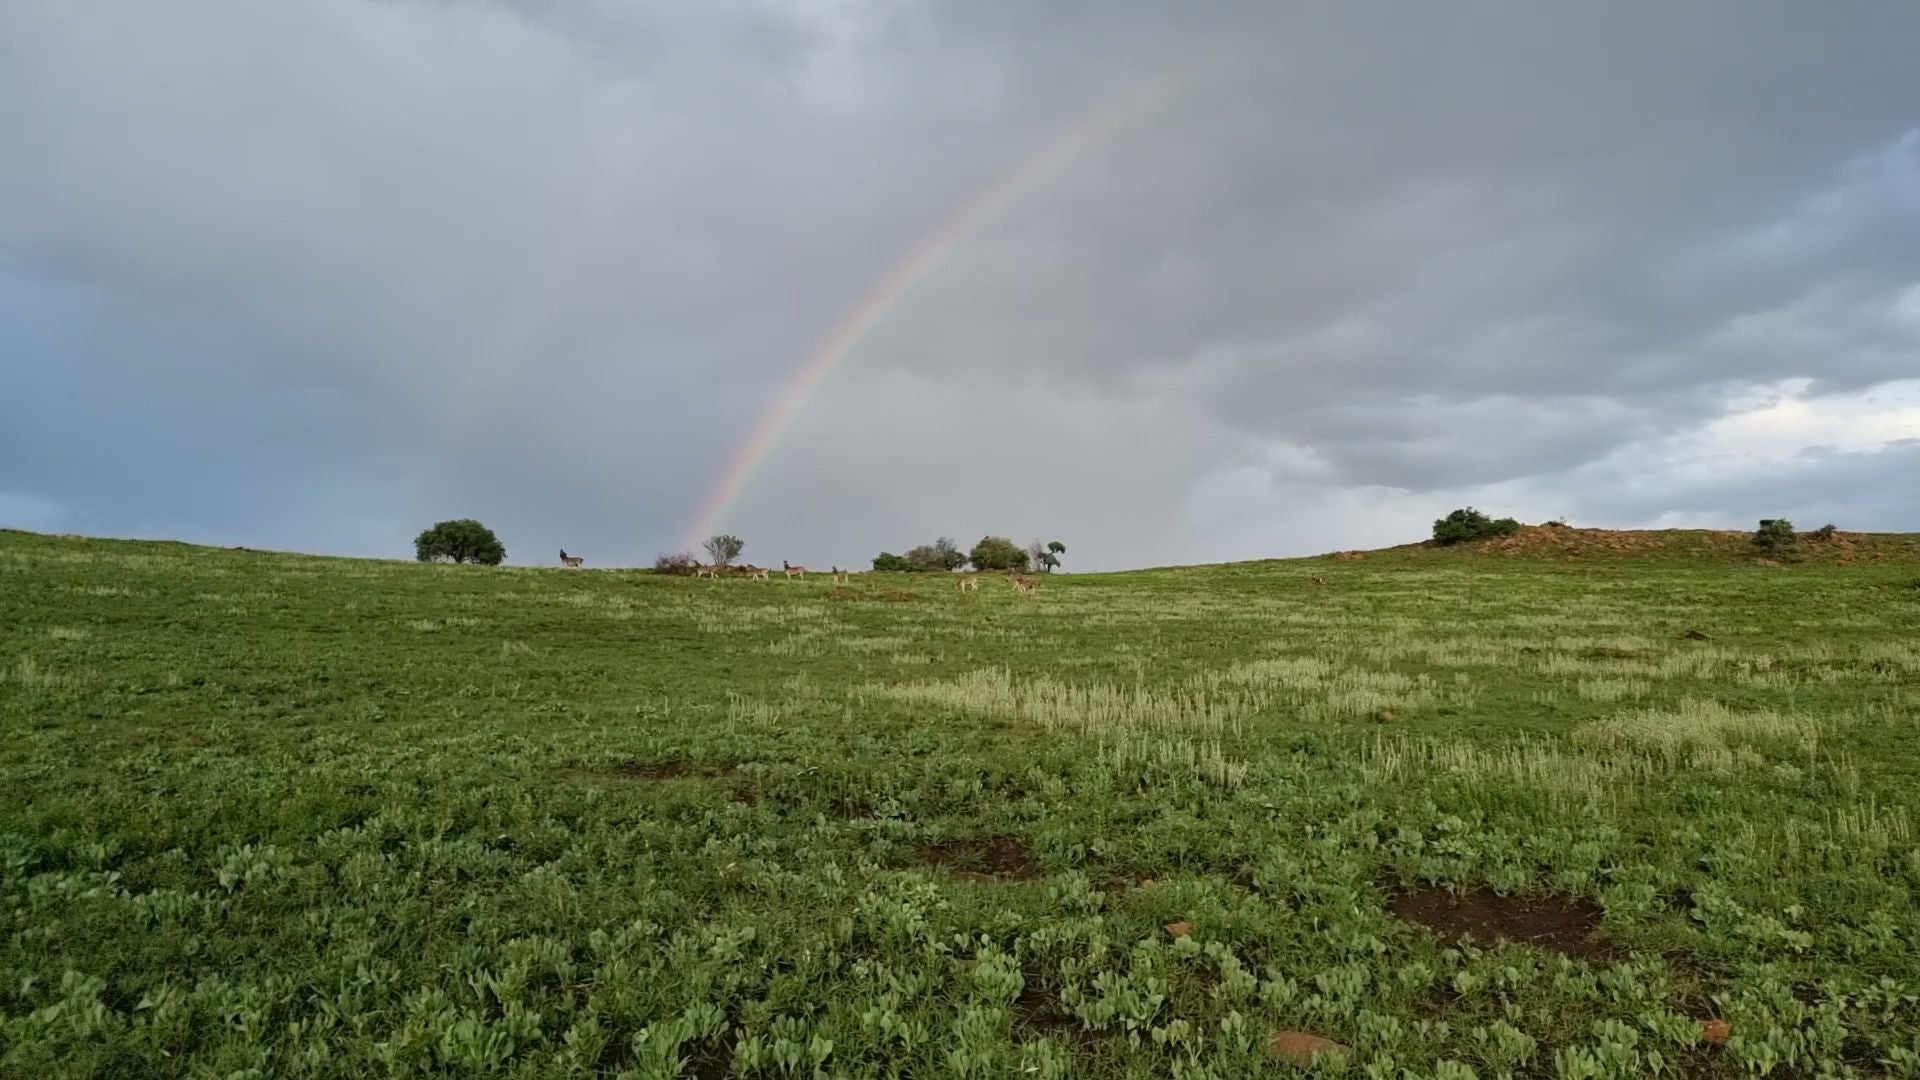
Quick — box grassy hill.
[3,527,1919,1076]
[1404,524,1920,564]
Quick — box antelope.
[741,564,770,581]
[831,566,849,586]
[782,560,808,581]
[1308,575,1327,586]
[693,564,717,579]
[956,575,980,593]
[558,549,584,568]
[1011,575,1037,595]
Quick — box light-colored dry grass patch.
[548,592,652,621]
[3,656,74,691]
[837,636,915,654]
[1575,677,1653,703]
[61,584,138,598]
[693,604,836,635]
[1299,680,1448,723]
[1100,734,1247,789]
[870,668,1246,736]
[1197,656,1465,721]
[1733,797,1911,870]
[1360,735,1656,806]
[726,695,782,728]
[762,629,831,657]
[1575,698,1819,761]
[1357,637,1520,668]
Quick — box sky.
[3,1,1917,571]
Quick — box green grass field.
[4,527,1919,1078]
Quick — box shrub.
[702,534,745,567]
[1431,507,1522,546]
[904,537,967,572]
[969,535,1028,571]
[936,537,968,571]
[415,519,506,565]
[654,552,700,575]
[871,552,910,572]
[1544,518,1570,529]
[1812,523,1838,540]
[1752,519,1798,558]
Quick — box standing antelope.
[1011,575,1037,595]
[956,575,980,593]
[782,560,808,581]
[831,566,849,586]
[693,564,717,579]
[558,549,584,568]
[742,565,770,581]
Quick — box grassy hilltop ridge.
[1396,525,1920,564]
[3,527,1919,1077]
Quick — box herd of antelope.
[557,549,1039,594]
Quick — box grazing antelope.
[831,566,849,586]
[956,575,980,593]
[558,549,584,568]
[741,564,770,581]
[782,560,808,581]
[693,564,717,579]
[1011,575,1037,595]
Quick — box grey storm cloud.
[2,1,1917,570]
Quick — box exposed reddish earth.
[1390,886,1606,958]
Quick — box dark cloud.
[2,1,1917,568]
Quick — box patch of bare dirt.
[1090,862,1158,893]
[680,1027,739,1080]
[916,837,1042,881]
[1268,1031,1349,1065]
[1014,978,1088,1045]
[1390,887,1606,958]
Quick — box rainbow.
[681,78,1180,550]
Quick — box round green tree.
[415,519,506,565]
[969,535,1028,572]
